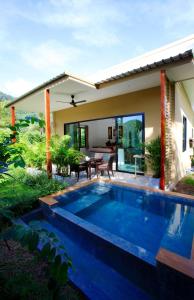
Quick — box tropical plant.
[20,128,45,144]
[1,272,51,300]
[50,135,70,175]
[24,142,46,169]
[66,147,85,165]
[1,217,72,300]
[0,117,45,179]
[0,132,25,179]
[0,168,67,214]
[144,136,161,178]
[18,127,46,169]
[0,117,72,299]
[0,101,11,127]
[190,155,194,167]
[50,135,84,175]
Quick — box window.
[64,123,79,149]
[79,127,86,148]
[64,124,88,149]
[79,126,88,148]
[183,116,187,152]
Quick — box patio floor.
[53,170,160,189]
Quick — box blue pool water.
[33,219,152,300]
[55,183,194,259]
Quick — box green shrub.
[23,142,46,169]
[183,175,194,186]
[0,116,45,181]
[144,136,161,178]
[50,135,71,175]
[191,156,194,167]
[21,171,68,195]
[2,272,51,300]
[0,182,39,214]
[0,128,11,142]
[0,168,68,215]
[66,147,85,165]
[20,129,45,144]
[19,130,46,169]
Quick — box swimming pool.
[54,182,194,260]
[37,180,194,299]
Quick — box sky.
[0,0,194,97]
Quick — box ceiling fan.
[57,95,87,107]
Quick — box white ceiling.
[13,60,194,113]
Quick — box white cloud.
[74,30,120,47]
[22,41,80,71]
[14,0,123,47]
[1,78,35,97]
[50,0,91,7]
[164,2,194,29]
[41,12,90,28]
[130,0,194,31]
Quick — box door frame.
[115,113,145,175]
[64,112,145,174]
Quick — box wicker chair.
[70,162,88,181]
[96,155,115,179]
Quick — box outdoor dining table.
[84,157,104,179]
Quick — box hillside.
[0,91,14,101]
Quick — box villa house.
[7,35,194,190]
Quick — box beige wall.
[53,84,194,183]
[53,86,161,143]
[174,83,194,182]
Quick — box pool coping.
[156,248,194,279]
[39,178,194,280]
[39,178,194,205]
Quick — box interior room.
[64,114,144,174]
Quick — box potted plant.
[143,136,161,178]
[189,138,194,148]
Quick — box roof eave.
[95,49,194,86]
[6,72,96,108]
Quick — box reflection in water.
[167,204,188,236]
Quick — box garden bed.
[0,240,85,300]
[0,169,68,213]
[174,174,194,196]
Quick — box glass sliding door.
[64,123,88,149]
[116,114,144,174]
[64,123,79,149]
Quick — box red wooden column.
[11,106,16,142]
[160,70,166,190]
[11,106,15,126]
[44,89,52,178]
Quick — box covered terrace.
[6,43,194,190]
